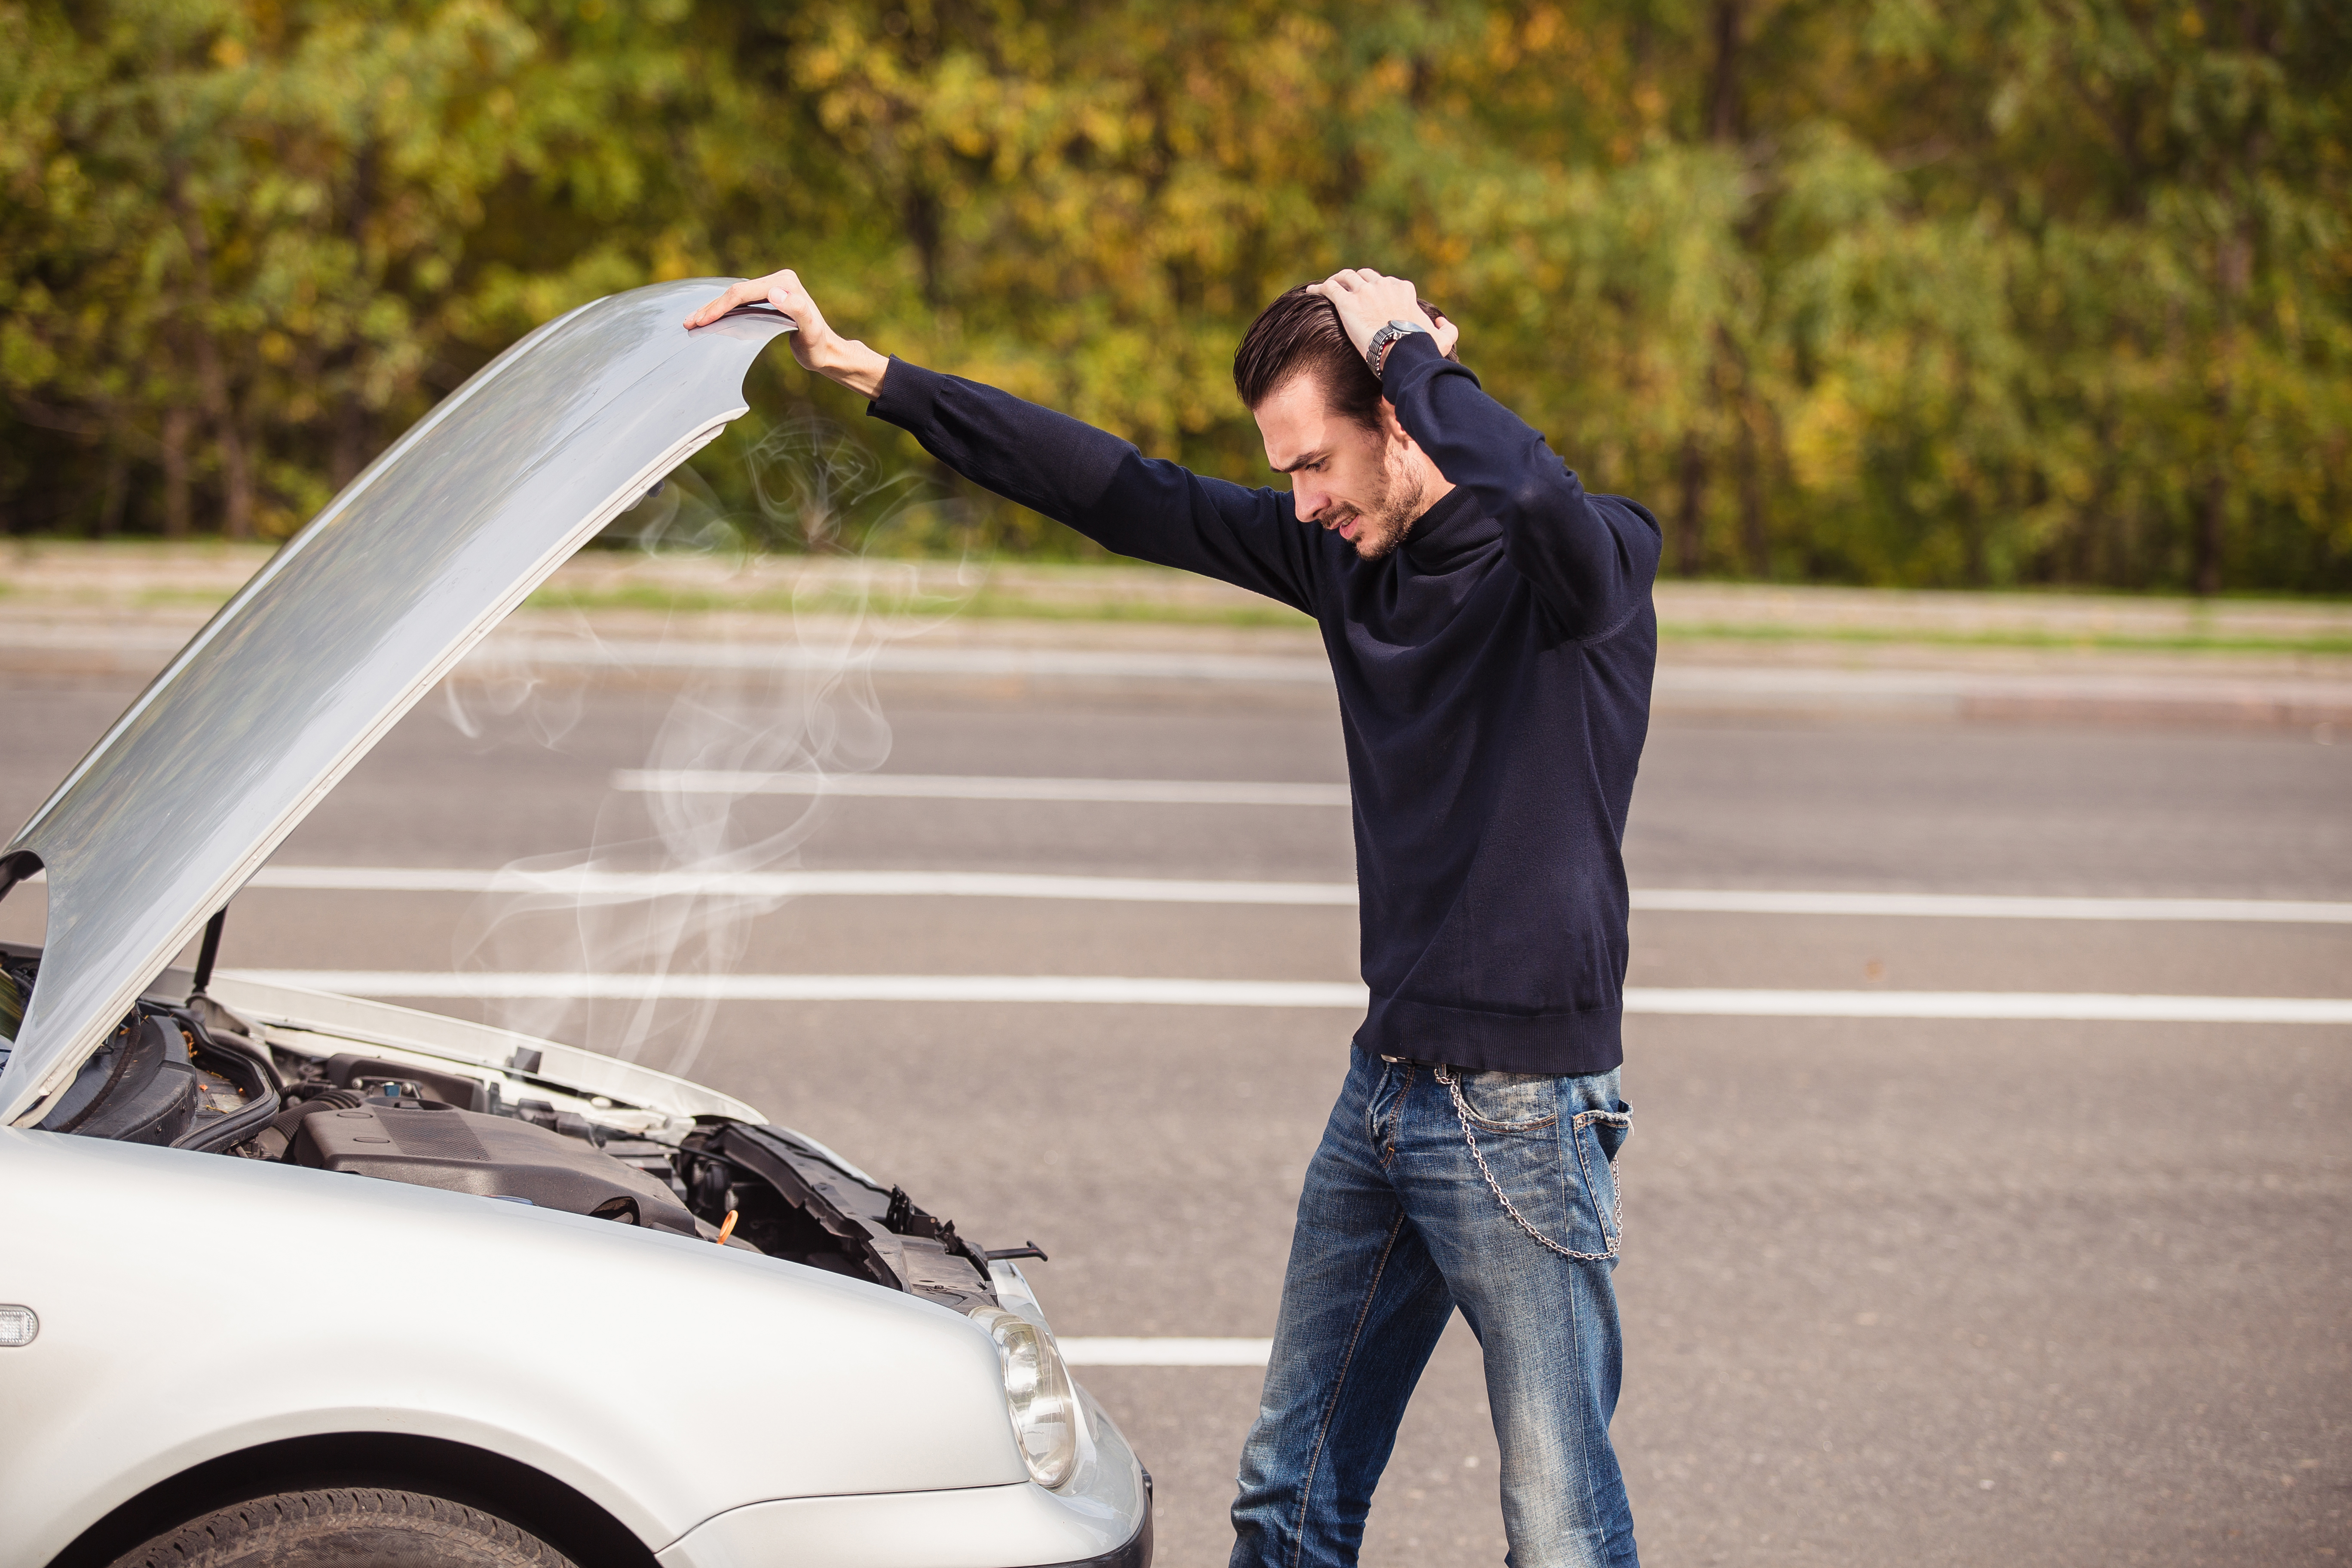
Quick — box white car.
[0,282,1152,1568]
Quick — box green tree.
[4,0,2347,591]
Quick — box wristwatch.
[1365,319,1430,378]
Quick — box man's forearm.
[871,358,1320,613]
[809,337,891,400]
[1380,335,1659,632]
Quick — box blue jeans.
[1231,1048,1638,1568]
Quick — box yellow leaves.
[1368,56,1414,97]
[3,0,2343,585]
[650,232,698,283]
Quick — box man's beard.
[1343,458,1428,562]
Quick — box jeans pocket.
[1438,1069,1630,1262]
[1568,1106,1633,1253]
[1452,1069,1560,1132]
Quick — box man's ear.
[1376,398,1421,452]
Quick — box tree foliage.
[4,0,2346,590]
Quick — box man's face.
[1253,374,1429,561]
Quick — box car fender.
[0,1127,1026,1566]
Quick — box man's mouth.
[1327,511,1359,541]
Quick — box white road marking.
[1624,989,2352,1023]
[223,971,2352,1023]
[242,866,1362,904]
[1058,1338,1273,1368]
[495,637,1337,685]
[234,865,2352,924]
[227,972,1370,1007]
[1626,889,2352,924]
[610,769,1353,806]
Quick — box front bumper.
[657,1484,1148,1568]
[655,1384,1151,1568]
[1054,1494,1151,1568]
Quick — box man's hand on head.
[684,268,891,399]
[1306,269,1461,364]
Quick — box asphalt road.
[2,662,2346,1567]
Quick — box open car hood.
[0,281,791,1126]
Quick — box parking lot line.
[244,865,1364,904]
[230,866,2352,923]
[224,971,2352,1023]
[610,769,1354,805]
[1058,1338,1274,1367]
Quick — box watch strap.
[1366,319,1428,379]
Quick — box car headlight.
[968,1305,1079,1487]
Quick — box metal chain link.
[1434,1064,1626,1263]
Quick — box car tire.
[109,1486,578,1568]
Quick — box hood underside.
[0,280,791,1125]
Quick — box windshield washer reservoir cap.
[0,1306,37,1346]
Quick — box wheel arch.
[44,1432,660,1568]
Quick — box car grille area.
[294,1104,704,1237]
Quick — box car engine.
[0,945,1001,1312]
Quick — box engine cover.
[294,1104,701,1237]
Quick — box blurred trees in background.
[3,0,2346,590]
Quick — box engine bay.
[0,944,1002,1312]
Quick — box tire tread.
[109,1486,579,1568]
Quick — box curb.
[3,621,2346,728]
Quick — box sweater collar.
[1400,483,1492,573]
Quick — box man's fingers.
[683,277,764,328]
[685,266,822,328]
[1318,267,1419,300]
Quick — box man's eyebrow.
[1270,449,1325,475]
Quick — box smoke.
[447,417,977,1081]
[440,612,595,751]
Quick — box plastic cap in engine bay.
[294,1103,704,1238]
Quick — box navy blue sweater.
[871,333,1660,1074]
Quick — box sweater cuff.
[867,355,946,431]
[1377,329,1442,389]
[1377,330,1470,398]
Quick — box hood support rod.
[190,908,227,998]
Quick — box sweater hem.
[1353,991,1625,1076]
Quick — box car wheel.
[110,1486,577,1568]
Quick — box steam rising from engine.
[447,417,975,1080]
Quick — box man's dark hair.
[1233,285,1453,428]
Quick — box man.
[687,267,1658,1568]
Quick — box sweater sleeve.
[1378,334,1660,637]
[868,358,1323,615]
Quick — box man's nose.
[1292,485,1329,522]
